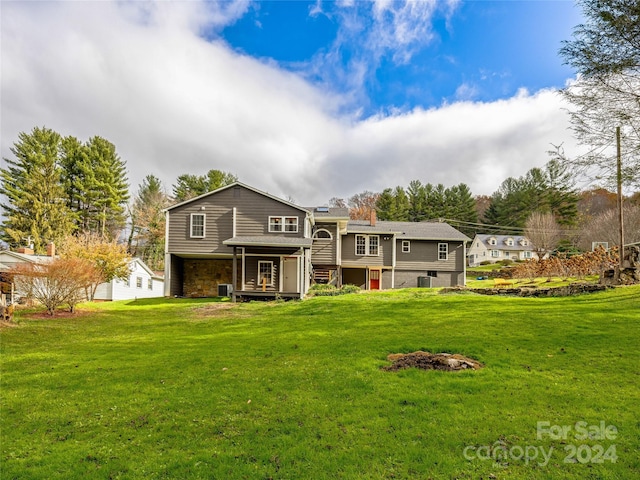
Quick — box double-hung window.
[190,213,205,238]
[258,261,274,286]
[438,243,448,261]
[402,240,410,253]
[355,235,379,256]
[269,216,298,233]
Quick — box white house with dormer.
[467,234,540,266]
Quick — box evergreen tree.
[376,188,396,220]
[0,127,75,252]
[393,186,409,221]
[407,180,427,222]
[60,136,129,237]
[484,161,579,231]
[173,169,237,202]
[447,183,478,235]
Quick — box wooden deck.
[232,290,303,302]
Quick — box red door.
[370,269,380,290]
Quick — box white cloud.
[1,0,579,207]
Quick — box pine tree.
[407,180,427,222]
[172,169,237,202]
[376,188,396,220]
[0,127,76,252]
[60,136,129,237]
[393,186,410,221]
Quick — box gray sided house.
[165,183,312,301]
[342,217,469,289]
[164,182,470,300]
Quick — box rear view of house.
[164,182,470,300]
[164,183,312,301]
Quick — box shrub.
[340,284,361,294]
[308,284,361,296]
[480,261,491,265]
[11,258,99,315]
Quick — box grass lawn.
[2,287,639,479]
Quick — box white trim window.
[488,237,497,246]
[190,213,205,238]
[136,277,143,288]
[147,278,153,290]
[491,250,500,258]
[506,238,514,246]
[269,216,298,233]
[356,234,379,256]
[438,243,448,261]
[523,251,532,259]
[313,229,333,239]
[258,261,274,286]
[402,240,410,253]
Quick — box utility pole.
[616,126,624,269]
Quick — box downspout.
[391,235,396,289]
[232,207,237,238]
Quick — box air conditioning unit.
[417,276,432,288]
[218,284,233,297]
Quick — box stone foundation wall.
[183,259,234,297]
[442,283,611,297]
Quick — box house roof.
[0,250,55,265]
[129,258,164,280]
[223,236,313,248]
[347,221,470,241]
[472,234,535,251]
[305,206,350,220]
[164,182,311,214]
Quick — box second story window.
[356,234,379,256]
[269,216,298,233]
[438,243,448,261]
[402,240,410,253]
[190,213,205,238]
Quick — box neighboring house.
[0,245,57,300]
[164,182,470,300]
[467,234,538,266]
[94,258,164,301]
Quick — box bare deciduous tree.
[524,212,563,257]
[11,258,98,315]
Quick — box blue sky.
[221,1,580,114]
[1,1,585,204]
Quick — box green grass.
[2,287,639,479]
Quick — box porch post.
[232,247,238,303]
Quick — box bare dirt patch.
[193,303,238,316]
[383,351,483,372]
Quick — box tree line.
[0,126,238,271]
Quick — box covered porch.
[223,236,313,302]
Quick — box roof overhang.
[223,236,313,248]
